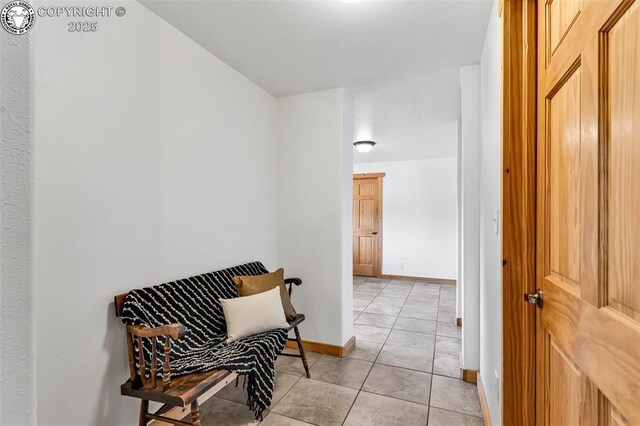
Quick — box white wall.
[479,2,503,424]
[353,158,457,279]
[460,65,481,372]
[0,28,36,426]
[34,2,279,424]
[276,88,354,347]
[340,94,355,341]
[456,122,464,319]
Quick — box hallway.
[351,276,482,424]
[191,277,483,425]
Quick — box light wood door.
[353,174,383,277]
[536,0,640,424]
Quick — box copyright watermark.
[36,5,121,17]
[37,4,126,32]
[1,2,127,34]
[1,1,36,34]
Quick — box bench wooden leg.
[191,399,202,426]
[294,326,310,378]
[139,400,149,426]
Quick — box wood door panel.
[359,183,375,196]
[546,335,597,425]
[537,0,640,424]
[607,404,631,426]
[359,200,375,229]
[548,337,581,425]
[353,200,358,228]
[541,285,640,425]
[359,237,373,265]
[607,0,640,321]
[548,67,582,288]
[543,1,625,95]
[354,239,374,276]
[353,236,358,264]
[548,0,582,59]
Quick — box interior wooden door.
[536,0,640,424]
[353,174,383,277]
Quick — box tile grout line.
[425,283,442,426]
[341,277,396,425]
[370,357,458,377]
[428,405,485,420]
[354,311,400,329]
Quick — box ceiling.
[351,70,460,162]
[142,0,493,163]
[141,0,493,98]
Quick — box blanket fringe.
[242,373,266,420]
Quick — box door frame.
[501,0,537,425]
[353,173,384,277]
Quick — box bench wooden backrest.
[114,291,186,390]
[114,293,128,317]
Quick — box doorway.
[353,173,384,277]
[503,0,640,424]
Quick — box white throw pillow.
[220,286,290,342]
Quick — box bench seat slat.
[121,369,232,407]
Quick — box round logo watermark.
[1,1,35,34]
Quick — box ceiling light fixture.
[353,140,376,153]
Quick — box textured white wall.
[456,122,463,319]
[34,2,279,424]
[276,88,354,346]
[460,64,481,371]
[353,158,457,280]
[340,93,355,342]
[479,2,503,423]
[0,28,36,426]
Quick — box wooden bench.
[114,277,309,426]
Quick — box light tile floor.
[191,276,483,425]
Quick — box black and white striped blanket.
[120,261,288,419]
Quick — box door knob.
[524,288,543,308]
[372,231,378,235]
